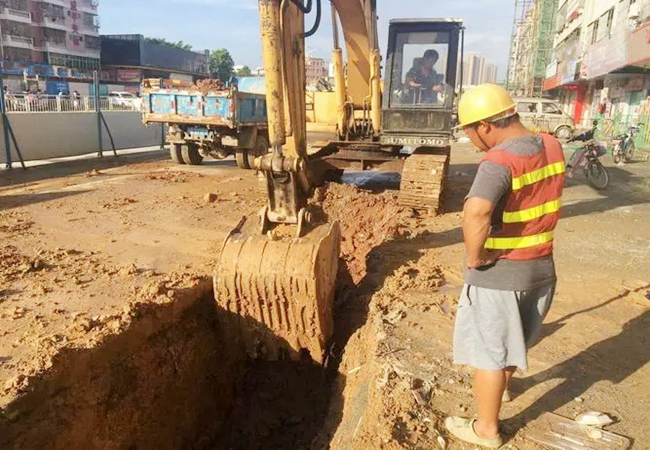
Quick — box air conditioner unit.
[629,3,641,19]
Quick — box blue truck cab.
[141,77,269,167]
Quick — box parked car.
[108,91,142,110]
[515,97,575,139]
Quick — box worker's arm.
[464,160,511,269]
[463,197,499,269]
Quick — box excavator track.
[214,217,341,364]
[399,151,450,212]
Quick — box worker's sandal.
[445,416,503,448]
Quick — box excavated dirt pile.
[317,183,413,284]
[194,78,227,94]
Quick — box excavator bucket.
[214,216,341,364]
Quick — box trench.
[0,183,405,449]
[0,279,353,450]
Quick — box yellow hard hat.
[457,84,516,128]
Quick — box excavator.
[214,0,463,363]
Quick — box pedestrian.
[72,90,81,110]
[445,84,566,448]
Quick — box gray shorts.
[452,282,555,371]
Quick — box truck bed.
[142,88,267,127]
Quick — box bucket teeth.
[214,218,340,364]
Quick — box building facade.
[100,34,209,91]
[507,0,559,97]
[305,56,327,86]
[484,63,499,84]
[0,0,101,92]
[463,54,486,86]
[462,54,498,86]
[543,0,650,131]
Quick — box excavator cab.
[381,19,463,147]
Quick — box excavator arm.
[214,0,348,363]
[215,1,462,364]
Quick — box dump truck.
[141,78,270,168]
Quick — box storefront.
[542,34,587,123]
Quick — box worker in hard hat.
[445,84,566,448]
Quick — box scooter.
[612,124,641,165]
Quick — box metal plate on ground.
[524,413,630,450]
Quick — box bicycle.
[566,122,610,190]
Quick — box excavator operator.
[405,49,445,103]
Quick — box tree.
[209,48,235,81]
[235,65,252,77]
[145,37,193,51]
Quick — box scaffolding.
[507,0,558,97]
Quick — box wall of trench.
[0,280,248,449]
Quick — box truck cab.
[380,19,463,148]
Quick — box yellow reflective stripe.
[502,199,562,224]
[511,162,566,191]
[485,231,554,250]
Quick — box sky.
[100,0,516,80]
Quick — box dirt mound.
[317,183,412,284]
[195,78,226,94]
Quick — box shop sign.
[605,74,646,93]
[546,60,558,79]
[543,75,562,91]
[117,69,142,83]
[627,21,650,66]
[582,28,629,79]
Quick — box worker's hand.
[409,81,422,88]
[467,249,503,269]
[432,85,443,92]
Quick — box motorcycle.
[612,124,642,165]
[566,121,610,190]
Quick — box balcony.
[80,22,100,35]
[35,0,67,7]
[41,16,68,30]
[43,41,67,52]
[2,34,35,48]
[0,8,33,24]
[77,0,99,13]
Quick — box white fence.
[0,111,163,164]
[3,95,142,113]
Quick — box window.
[517,102,539,114]
[541,102,562,114]
[389,31,451,107]
[605,8,614,35]
[590,20,599,44]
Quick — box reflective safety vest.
[483,133,566,261]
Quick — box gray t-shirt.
[464,135,557,291]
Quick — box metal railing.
[3,34,34,46]
[3,94,142,113]
[7,8,31,19]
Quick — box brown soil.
[195,78,227,94]
[318,183,413,284]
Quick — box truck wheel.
[181,144,203,165]
[236,149,250,169]
[170,144,185,165]
[249,135,270,168]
